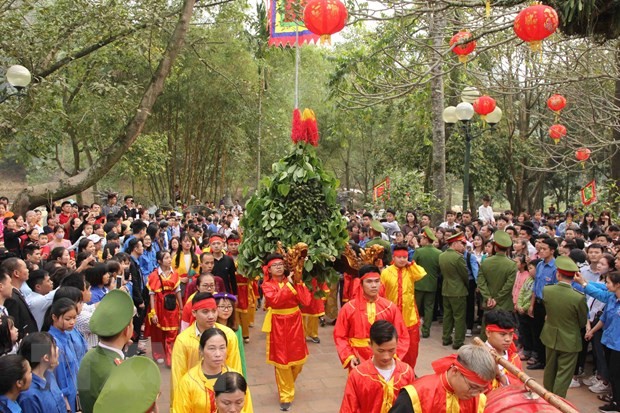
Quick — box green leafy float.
[238,142,349,287]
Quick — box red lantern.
[576,147,591,168]
[547,94,566,112]
[513,4,559,51]
[576,147,591,161]
[450,30,476,63]
[303,0,348,45]
[548,124,566,144]
[473,95,496,121]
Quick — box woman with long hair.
[43,298,82,412]
[169,236,181,257]
[3,217,26,256]
[17,332,66,412]
[597,211,613,232]
[472,234,486,264]
[47,226,71,250]
[580,212,598,238]
[147,251,183,367]
[214,292,247,377]
[401,211,419,236]
[172,233,200,298]
[0,355,32,412]
[174,328,252,413]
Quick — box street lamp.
[1,64,32,103]
[444,94,503,212]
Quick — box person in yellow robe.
[170,293,241,405]
[174,328,252,413]
[380,245,426,371]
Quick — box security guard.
[413,227,441,338]
[93,356,161,413]
[540,256,588,398]
[477,230,517,340]
[365,220,392,266]
[78,290,136,413]
[438,232,469,349]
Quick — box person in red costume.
[302,277,330,343]
[482,309,522,392]
[334,265,410,370]
[340,320,415,413]
[388,345,496,413]
[227,233,253,344]
[261,252,312,412]
[381,245,426,371]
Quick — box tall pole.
[462,123,472,213]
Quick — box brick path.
[155,310,603,412]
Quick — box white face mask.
[56,233,64,239]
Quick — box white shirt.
[26,289,57,331]
[97,342,125,360]
[478,205,495,224]
[374,360,396,381]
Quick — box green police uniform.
[438,233,469,349]
[78,290,135,413]
[540,257,587,398]
[94,356,161,413]
[413,228,441,338]
[477,231,517,341]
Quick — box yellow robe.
[170,322,241,405]
[173,364,253,413]
[381,263,426,327]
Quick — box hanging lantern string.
[294,24,300,109]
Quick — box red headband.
[432,354,489,386]
[393,250,409,258]
[558,269,576,277]
[262,258,284,279]
[193,298,217,311]
[209,236,224,244]
[360,271,381,281]
[226,238,240,244]
[485,324,515,334]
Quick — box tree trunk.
[428,5,447,224]
[11,0,197,215]
[612,44,620,214]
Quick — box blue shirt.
[584,283,620,351]
[0,396,22,413]
[48,327,81,412]
[17,371,65,413]
[533,258,557,299]
[464,251,479,282]
[138,247,158,284]
[88,286,108,305]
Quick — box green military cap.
[555,256,579,277]
[370,220,385,233]
[89,290,134,337]
[446,232,466,244]
[421,226,437,242]
[493,230,513,248]
[93,356,161,413]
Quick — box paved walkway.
[155,310,602,412]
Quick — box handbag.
[158,271,177,311]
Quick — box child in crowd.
[483,309,522,392]
[515,259,539,362]
[0,354,32,413]
[0,315,19,356]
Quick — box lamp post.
[444,94,502,212]
[1,64,32,103]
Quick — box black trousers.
[517,312,535,354]
[605,346,620,405]
[466,279,477,330]
[531,299,546,362]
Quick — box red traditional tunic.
[390,373,486,413]
[262,278,312,367]
[342,273,355,303]
[301,278,329,317]
[333,296,410,368]
[147,268,181,330]
[486,344,523,392]
[340,358,414,413]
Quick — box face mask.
[56,233,64,239]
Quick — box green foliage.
[238,143,349,283]
[369,168,443,219]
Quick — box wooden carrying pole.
[472,337,579,413]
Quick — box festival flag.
[268,0,319,47]
[580,180,597,206]
[373,177,390,202]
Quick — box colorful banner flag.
[268,0,319,47]
[373,177,390,202]
[580,180,597,206]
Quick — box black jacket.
[5,287,38,338]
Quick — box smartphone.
[116,275,123,289]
